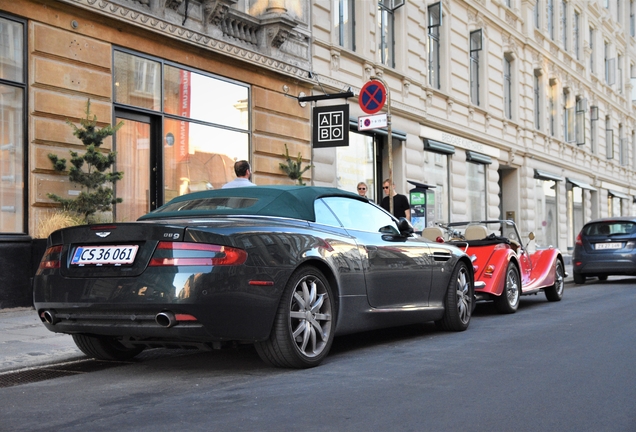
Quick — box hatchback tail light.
[575,232,583,246]
[37,245,63,274]
[149,242,247,267]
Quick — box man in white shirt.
[222,160,256,188]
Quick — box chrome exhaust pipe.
[42,310,58,325]
[155,311,177,328]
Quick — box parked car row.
[33,186,564,369]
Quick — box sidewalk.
[0,307,83,373]
[0,262,575,374]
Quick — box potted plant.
[279,143,312,185]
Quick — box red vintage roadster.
[423,220,566,314]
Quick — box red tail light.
[149,242,247,267]
[575,232,582,246]
[37,245,63,273]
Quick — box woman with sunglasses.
[356,182,368,197]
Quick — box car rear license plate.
[71,245,139,265]
[595,242,622,250]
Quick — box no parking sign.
[359,80,387,114]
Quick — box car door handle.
[365,246,378,259]
[433,251,451,262]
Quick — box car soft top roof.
[138,185,363,222]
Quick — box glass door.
[114,113,152,222]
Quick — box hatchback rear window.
[583,222,636,236]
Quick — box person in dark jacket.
[380,178,411,220]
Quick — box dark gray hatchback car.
[572,217,636,284]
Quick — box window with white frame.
[591,105,599,153]
[334,0,355,51]
[590,27,595,74]
[534,70,542,130]
[561,1,567,50]
[617,54,623,93]
[605,41,615,85]
[378,0,396,68]
[575,97,586,145]
[574,11,580,60]
[0,14,26,233]
[619,124,627,165]
[606,115,614,159]
[504,55,513,120]
[631,0,635,37]
[428,2,441,90]
[470,29,483,106]
[549,79,557,137]
[564,88,574,142]
[548,0,555,40]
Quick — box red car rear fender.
[524,248,560,291]
[470,244,516,296]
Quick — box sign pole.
[370,76,392,216]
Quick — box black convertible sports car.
[34,186,475,368]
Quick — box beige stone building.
[2,0,636,258]
[311,0,636,254]
[0,0,315,237]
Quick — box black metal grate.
[0,359,126,388]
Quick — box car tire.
[435,261,472,331]
[573,271,586,285]
[494,262,520,314]
[255,266,335,368]
[72,334,144,361]
[598,275,608,281]
[544,259,565,302]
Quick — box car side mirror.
[397,218,414,236]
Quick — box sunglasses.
[358,187,366,190]
[383,186,390,189]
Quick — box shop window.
[567,182,584,251]
[0,15,26,233]
[334,0,355,50]
[423,146,450,227]
[535,179,558,248]
[113,50,250,221]
[336,131,376,201]
[609,193,622,216]
[466,162,486,221]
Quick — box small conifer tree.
[47,99,124,222]
[279,143,312,186]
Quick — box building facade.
[311,0,636,254]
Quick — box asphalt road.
[1,279,635,432]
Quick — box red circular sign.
[359,81,386,114]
